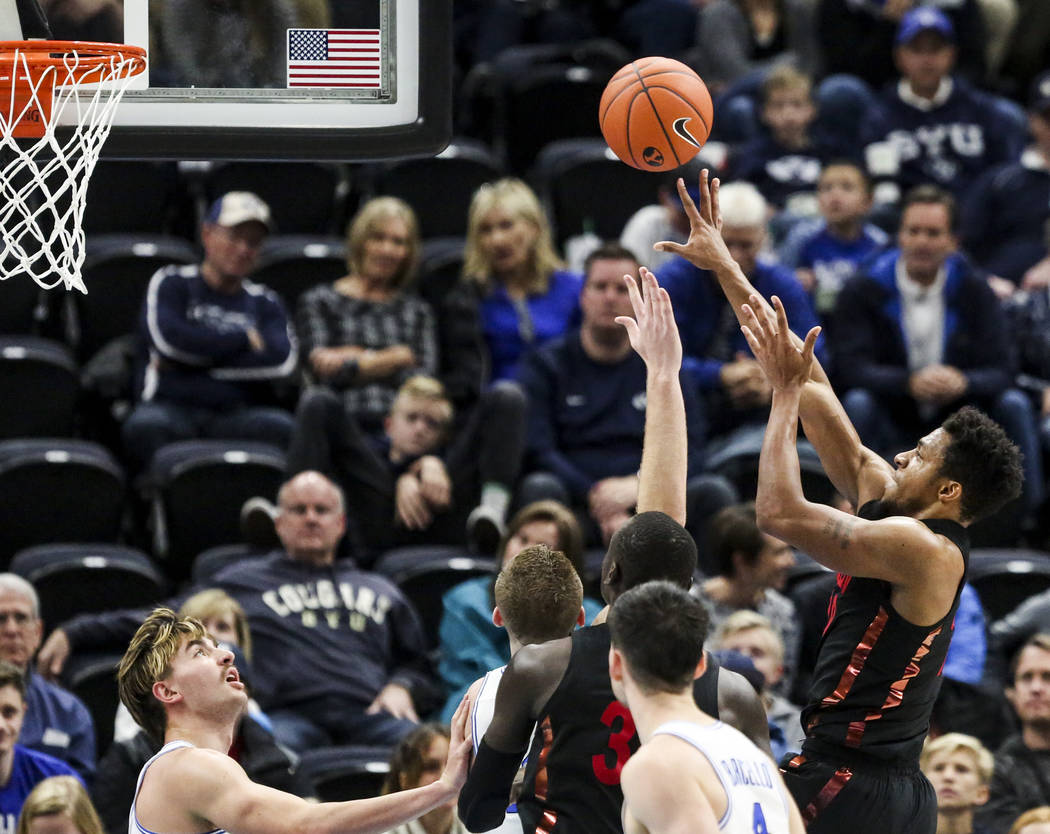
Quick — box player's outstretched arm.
[616,267,687,525]
[621,751,720,834]
[459,639,571,832]
[657,170,893,507]
[162,699,472,834]
[746,298,962,622]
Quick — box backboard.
[42,0,453,161]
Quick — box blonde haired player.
[117,608,471,834]
[608,581,804,834]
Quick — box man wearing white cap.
[122,191,298,471]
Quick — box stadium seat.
[201,162,349,236]
[532,139,662,250]
[704,439,837,508]
[362,139,503,239]
[71,235,200,363]
[968,548,1050,621]
[147,440,287,583]
[10,543,166,632]
[0,273,47,336]
[83,160,183,236]
[418,237,466,296]
[0,337,79,439]
[192,543,268,586]
[63,651,122,758]
[298,745,392,801]
[379,551,495,646]
[0,439,125,566]
[251,235,347,312]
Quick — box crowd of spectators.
[9,1,1050,833]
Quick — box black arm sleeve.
[458,739,526,833]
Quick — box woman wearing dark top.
[297,196,438,432]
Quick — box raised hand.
[653,169,735,272]
[740,295,820,392]
[615,266,682,379]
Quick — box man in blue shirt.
[0,576,93,784]
[520,242,735,548]
[0,660,80,834]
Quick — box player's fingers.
[741,325,762,355]
[741,304,768,342]
[802,326,821,363]
[710,176,722,225]
[615,316,641,347]
[749,293,777,332]
[653,240,685,254]
[772,295,789,336]
[677,176,701,223]
[623,273,644,317]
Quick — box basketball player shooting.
[118,609,472,834]
[655,170,1023,833]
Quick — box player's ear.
[938,479,962,504]
[609,646,624,684]
[974,783,990,807]
[152,680,181,706]
[492,607,504,628]
[693,651,708,681]
[576,606,586,628]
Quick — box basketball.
[599,57,713,172]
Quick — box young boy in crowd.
[727,66,839,217]
[710,610,805,761]
[920,733,994,834]
[777,160,889,319]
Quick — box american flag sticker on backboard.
[287,29,381,88]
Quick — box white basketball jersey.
[652,720,792,834]
[130,740,228,834]
[469,666,523,834]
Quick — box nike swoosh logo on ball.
[672,117,701,148]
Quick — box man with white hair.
[0,574,94,782]
[656,181,825,444]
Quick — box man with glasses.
[0,575,94,782]
[121,191,298,472]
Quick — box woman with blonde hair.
[1011,807,1050,834]
[463,178,582,381]
[297,196,438,431]
[380,723,465,834]
[16,776,102,834]
[179,588,252,661]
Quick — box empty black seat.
[363,140,502,239]
[532,139,664,250]
[148,440,287,583]
[0,337,79,439]
[192,543,268,585]
[969,548,1050,621]
[10,543,166,630]
[251,236,347,312]
[63,651,122,758]
[382,552,495,647]
[72,235,200,362]
[83,161,183,236]
[0,439,125,566]
[298,745,392,801]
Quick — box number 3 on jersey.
[592,700,636,785]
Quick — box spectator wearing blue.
[0,662,80,834]
[961,71,1050,291]
[726,65,841,215]
[778,161,889,319]
[657,180,825,445]
[621,159,705,274]
[518,243,734,547]
[437,499,601,721]
[0,576,94,784]
[122,191,297,471]
[463,178,582,383]
[860,7,1024,207]
[833,184,1044,521]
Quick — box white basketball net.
[0,43,145,293]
